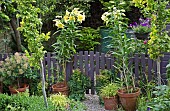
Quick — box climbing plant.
[133,0,170,85]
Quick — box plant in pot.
[52,8,85,96]
[68,69,91,101]
[96,69,119,104]
[0,52,32,94]
[101,1,140,111]
[100,83,119,110]
[129,18,151,40]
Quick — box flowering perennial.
[129,18,151,34]
[0,52,29,77]
[53,8,85,29]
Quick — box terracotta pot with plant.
[0,52,32,94]
[101,1,141,111]
[51,8,86,96]
[100,83,119,110]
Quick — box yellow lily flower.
[77,13,85,23]
[64,15,69,23]
[55,21,64,29]
[66,10,70,16]
[69,16,76,22]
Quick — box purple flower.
[147,107,151,111]
[141,23,148,27]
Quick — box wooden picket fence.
[0,51,170,94]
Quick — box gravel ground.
[82,94,107,111]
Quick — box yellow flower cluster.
[101,7,126,25]
[0,52,30,76]
[53,8,85,29]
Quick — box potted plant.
[68,69,91,101]
[52,8,85,96]
[0,52,31,94]
[129,18,151,40]
[101,1,140,111]
[100,83,119,110]
[96,69,116,104]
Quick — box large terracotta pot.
[118,87,140,111]
[52,82,69,96]
[9,84,29,94]
[103,96,118,110]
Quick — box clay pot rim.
[9,83,29,89]
[103,96,117,99]
[52,82,68,90]
[117,87,140,97]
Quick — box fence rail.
[0,51,170,94]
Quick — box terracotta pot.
[134,32,149,40]
[103,96,118,110]
[9,84,29,94]
[0,82,2,93]
[52,82,69,96]
[118,87,140,111]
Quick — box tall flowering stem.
[101,1,137,92]
[53,8,85,82]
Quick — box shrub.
[0,94,55,111]
[68,69,91,101]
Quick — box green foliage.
[99,0,132,12]
[50,93,68,111]
[0,94,56,111]
[36,81,48,96]
[13,0,50,69]
[68,69,91,101]
[96,70,114,94]
[100,83,119,98]
[50,93,86,111]
[76,27,101,51]
[133,0,170,60]
[148,85,170,111]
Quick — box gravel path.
[82,94,107,111]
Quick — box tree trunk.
[157,57,161,86]
[40,60,48,108]
[10,17,22,52]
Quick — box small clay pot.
[52,82,69,96]
[9,84,29,94]
[103,96,118,110]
